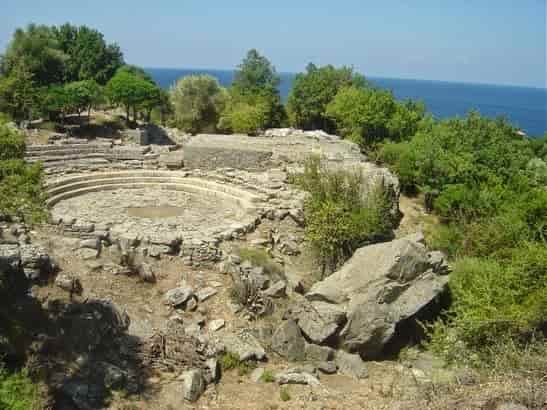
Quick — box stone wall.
[183,145,273,170]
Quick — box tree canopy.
[170,75,227,134]
[106,67,161,123]
[287,64,366,132]
[53,23,124,84]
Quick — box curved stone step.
[46,181,260,211]
[47,176,258,203]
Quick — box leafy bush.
[428,244,546,363]
[218,97,269,135]
[260,369,275,383]
[0,123,25,160]
[170,75,227,134]
[293,156,394,274]
[237,247,282,277]
[220,352,256,376]
[0,367,42,410]
[279,387,291,401]
[325,85,425,149]
[287,63,366,132]
[0,122,46,223]
[219,49,284,133]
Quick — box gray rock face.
[181,369,205,402]
[317,361,337,374]
[335,351,368,379]
[271,320,306,362]
[262,280,287,298]
[290,299,346,344]
[222,331,266,361]
[55,274,83,294]
[138,263,156,283]
[304,343,335,362]
[275,368,320,386]
[164,286,194,307]
[19,244,54,279]
[306,236,450,359]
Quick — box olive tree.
[170,75,227,133]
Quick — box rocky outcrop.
[305,235,450,359]
[0,242,56,281]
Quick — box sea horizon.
[145,66,547,91]
[145,67,547,137]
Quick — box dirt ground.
[26,204,544,410]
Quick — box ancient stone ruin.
[0,126,454,407]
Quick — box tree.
[42,84,72,123]
[287,64,367,132]
[217,97,270,135]
[106,67,161,123]
[53,24,124,84]
[0,24,67,87]
[0,63,39,122]
[232,49,280,97]
[64,80,103,118]
[223,49,285,130]
[170,75,227,134]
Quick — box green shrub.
[279,387,291,402]
[0,367,42,410]
[0,122,46,223]
[170,75,227,134]
[0,122,25,160]
[220,352,256,376]
[293,156,394,274]
[260,369,275,383]
[236,247,282,277]
[218,98,270,135]
[428,243,547,364]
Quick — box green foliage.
[237,247,283,277]
[428,244,546,363]
[232,49,280,97]
[53,23,124,84]
[220,49,284,133]
[0,367,42,410]
[287,63,366,132]
[279,387,291,402]
[64,79,102,116]
[170,75,227,133]
[106,67,161,123]
[378,112,547,369]
[218,96,270,135]
[0,122,25,160]
[220,352,256,376]
[259,369,275,383]
[326,86,425,150]
[293,156,394,273]
[0,63,39,121]
[1,24,67,87]
[0,122,46,223]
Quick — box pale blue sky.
[1,0,546,88]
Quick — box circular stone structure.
[45,170,268,262]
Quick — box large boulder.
[271,319,306,362]
[286,298,346,344]
[306,235,450,359]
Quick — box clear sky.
[1,0,546,88]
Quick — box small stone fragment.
[164,286,194,307]
[196,287,218,302]
[335,351,368,379]
[181,369,205,402]
[208,319,225,332]
[262,281,287,298]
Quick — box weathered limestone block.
[306,235,450,359]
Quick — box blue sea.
[146,68,547,137]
